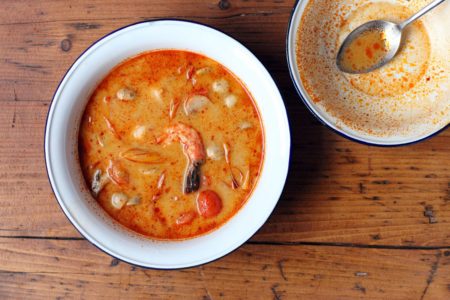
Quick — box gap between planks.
[0,11,291,27]
[1,235,450,251]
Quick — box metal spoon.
[336,0,446,74]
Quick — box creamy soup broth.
[79,50,264,239]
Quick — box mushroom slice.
[150,88,164,103]
[195,67,211,75]
[111,193,128,209]
[212,79,229,93]
[120,148,163,164]
[116,87,136,101]
[126,196,141,206]
[206,144,223,161]
[91,169,109,197]
[239,121,253,130]
[184,95,210,115]
[132,125,147,139]
[224,94,237,108]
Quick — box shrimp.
[158,123,206,193]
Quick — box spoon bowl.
[336,0,446,74]
[336,20,401,74]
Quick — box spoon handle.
[399,0,446,29]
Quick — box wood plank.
[0,0,294,25]
[0,238,449,299]
[0,2,290,102]
[1,0,450,298]
[0,101,449,247]
[0,101,78,237]
[0,0,448,244]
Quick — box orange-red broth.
[340,28,390,73]
[79,50,264,239]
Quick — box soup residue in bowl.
[79,50,264,240]
[339,27,390,73]
[296,0,449,140]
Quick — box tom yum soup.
[79,50,264,240]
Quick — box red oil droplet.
[365,47,373,59]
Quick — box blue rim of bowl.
[44,18,290,270]
[286,0,448,147]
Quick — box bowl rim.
[286,0,448,147]
[44,18,291,269]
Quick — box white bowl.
[287,0,449,146]
[45,20,290,269]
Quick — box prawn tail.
[184,162,201,194]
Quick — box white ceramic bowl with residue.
[287,0,449,146]
[45,20,290,269]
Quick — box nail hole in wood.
[218,0,231,10]
[60,39,72,52]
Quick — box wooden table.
[1,0,449,298]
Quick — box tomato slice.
[196,190,222,218]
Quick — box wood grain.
[1,100,449,246]
[0,0,449,298]
[0,238,449,299]
[0,0,291,102]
